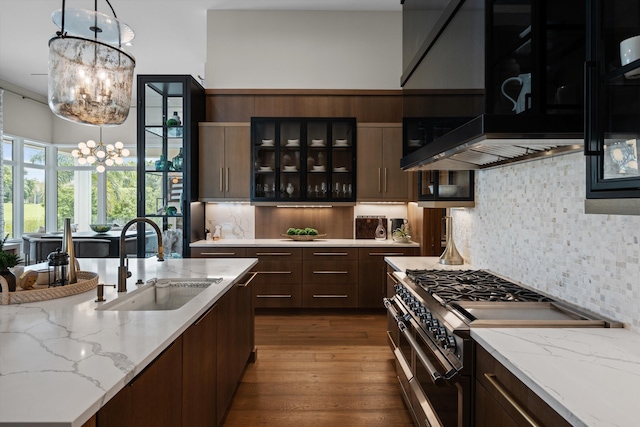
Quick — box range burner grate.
[405,269,554,305]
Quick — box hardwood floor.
[222,309,414,427]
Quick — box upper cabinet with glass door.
[251,118,356,204]
[137,75,205,257]
[585,0,640,212]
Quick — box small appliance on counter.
[355,216,386,239]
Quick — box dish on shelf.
[259,166,273,172]
[408,139,422,147]
[286,139,300,145]
[261,139,274,146]
[312,165,325,172]
[280,233,327,241]
[333,166,348,172]
[311,139,324,145]
[334,139,348,147]
[283,165,298,172]
[428,184,459,197]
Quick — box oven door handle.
[398,321,447,387]
[383,297,402,321]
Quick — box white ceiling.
[0,0,401,98]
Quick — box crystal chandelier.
[72,127,130,173]
[48,0,135,126]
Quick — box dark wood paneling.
[354,95,403,122]
[255,206,353,239]
[254,95,355,117]
[205,95,255,122]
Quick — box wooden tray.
[280,234,326,241]
[1,271,99,305]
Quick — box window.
[2,137,14,238]
[4,136,137,239]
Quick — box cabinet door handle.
[384,168,388,193]
[256,252,292,256]
[584,60,599,156]
[313,294,348,298]
[225,167,229,192]
[386,271,400,285]
[369,252,404,256]
[313,252,348,256]
[199,252,237,256]
[378,168,382,193]
[194,304,216,326]
[219,167,224,192]
[257,294,292,298]
[313,271,348,274]
[236,272,257,288]
[257,271,292,274]
[483,373,540,427]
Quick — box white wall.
[206,10,402,89]
[452,151,640,332]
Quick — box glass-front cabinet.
[251,118,356,204]
[586,0,640,210]
[137,75,205,257]
[417,170,475,207]
[487,0,585,115]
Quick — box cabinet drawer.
[254,283,302,308]
[246,247,303,260]
[302,283,357,308]
[475,345,571,427]
[303,260,358,284]
[251,261,302,284]
[303,247,358,260]
[358,247,418,260]
[191,247,246,258]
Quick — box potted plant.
[392,224,412,243]
[0,234,23,292]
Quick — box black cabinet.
[136,75,206,257]
[486,0,585,116]
[585,0,640,208]
[251,118,356,204]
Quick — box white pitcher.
[501,73,531,113]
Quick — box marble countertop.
[191,238,420,248]
[0,257,257,427]
[384,256,639,426]
[472,328,640,427]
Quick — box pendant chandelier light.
[48,0,136,126]
[72,127,130,173]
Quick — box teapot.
[500,73,531,114]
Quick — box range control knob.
[428,319,439,332]
[419,311,433,324]
[444,336,456,351]
[436,326,447,339]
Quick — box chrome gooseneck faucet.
[118,218,164,292]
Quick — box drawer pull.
[236,272,257,288]
[483,373,540,427]
[312,271,348,274]
[256,294,292,298]
[200,252,236,256]
[256,252,292,256]
[386,271,400,285]
[313,252,348,256]
[313,294,348,298]
[258,271,292,274]
[369,252,404,256]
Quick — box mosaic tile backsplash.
[451,151,640,332]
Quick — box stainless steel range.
[384,269,620,427]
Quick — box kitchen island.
[0,257,257,427]
[384,256,639,427]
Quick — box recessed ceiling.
[0,0,401,98]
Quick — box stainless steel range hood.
[400,114,584,171]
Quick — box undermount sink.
[96,278,223,311]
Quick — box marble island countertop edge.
[190,238,420,247]
[0,257,258,427]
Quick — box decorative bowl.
[90,224,112,233]
[280,233,327,241]
[428,185,459,197]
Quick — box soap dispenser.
[375,218,386,241]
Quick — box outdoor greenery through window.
[2,135,137,240]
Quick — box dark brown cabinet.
[97,338,183,427]
[358,247,419,308]
[182,305,217,426]
[247,248,303,308]
[191,247,247,258]
[475,345,571,427]
[302,248,358,308]
[96,276,254,427]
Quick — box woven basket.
[0,271,99,305]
